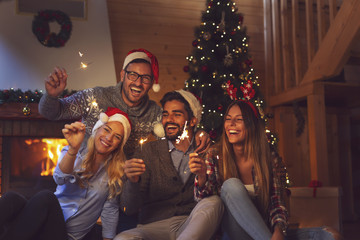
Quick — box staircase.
[264,0,360,221]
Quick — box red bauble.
[217,105,223,111]
[192,40,198,47]
[183,65,189,72]
[201,65,208,72]
[208,1,213,7]
[230,31,236,35]
[209,130,217,140]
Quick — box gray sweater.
[120,139,197,224]
[38,81,162,158]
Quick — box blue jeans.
[220,178,335,240]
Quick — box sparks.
[176,121,189,144]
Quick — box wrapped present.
[288,186,342,232]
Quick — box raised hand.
[62,121,86,153]
[189,152,207,187]
[194,130,211,154]
[124,159,146,183]
[45,67,68,97]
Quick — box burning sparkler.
[176,121,189,144]
[139,137,148,152]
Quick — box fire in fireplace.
[2,137,68,198]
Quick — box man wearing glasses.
[39,49,164,159]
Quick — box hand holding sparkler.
[124,158,146,183]
[45,66,68,97]
[189,152,207,187]
[194,130,211,154]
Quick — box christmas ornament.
[201,65,209,72]
[217,105,223,111]
[32,10,72,48]
[192,40,199,47]
[183,65,189,72]
[203,32,211,41]
[23,106,31,116]
[218,11,226,32]
[224,53,233,67]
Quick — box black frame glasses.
[125,71,153,85]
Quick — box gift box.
[288,187,342,232]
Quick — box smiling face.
[120,62,153,107]
[162,100,195,141]
[224,104,247,145]
[94,121,124,157]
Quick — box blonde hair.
[77,127,126,199]
[218,101,271,217]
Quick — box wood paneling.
[106,0,265,103]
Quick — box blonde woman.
[189,101,336,240]
[0,107,131,240]
[54,107,131,240]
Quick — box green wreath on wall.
[32,10,72,48]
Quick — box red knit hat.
[122,48,160,92]
[92,107,132,148]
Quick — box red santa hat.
[122,48,160,92]
[92,107,132,148]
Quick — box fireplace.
[0,103,71,198]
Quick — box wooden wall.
[106,0,265,104]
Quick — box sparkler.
[68,51,93,74]
[176,121,190,144]
[139,137,148,152]
[85,99,99,115]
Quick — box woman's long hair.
[78,127,126,199]
[218,101,272,217]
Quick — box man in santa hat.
[116,89,223,240]
[39,48,209,159]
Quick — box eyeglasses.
[125,71,153,85]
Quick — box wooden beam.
[305,0,315,65]
[263,0,274,105]
[316,0,327,45]
[302,0,360,84]
[280,0,292,90]
[328,0,338,25]
[307,84,329,184]
[271,0,283,94]
[292,0,302,85]
[269,82,315,107]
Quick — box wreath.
[32,10,72,48]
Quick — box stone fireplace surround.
[0,103,70,196]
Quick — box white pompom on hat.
[175,89,203,125]
[122,48,160,92]
[92,107,132,148]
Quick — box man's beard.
[164,122,183,140]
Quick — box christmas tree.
[183,0,270,142]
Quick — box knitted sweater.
[38,81,162,158]
[120,139,197,224]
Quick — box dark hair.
[160,91,194,120]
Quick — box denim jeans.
[220,178,335,240]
